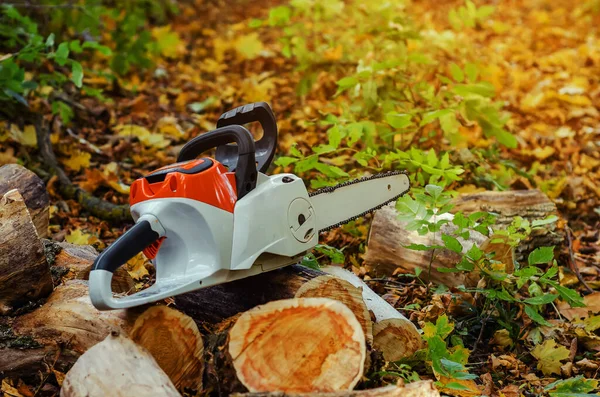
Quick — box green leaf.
[449,63,464,82]
[524,294,558,305]
[71,61,84,88]
[69,40,83,53]
[553,284,585,308]
[386,112,412,129]
[55,42,70,66]
[188,96,217,113]
[337,76,358,90]
[327,125,343,148]
[421,109,453,126]
[525,305,551,326]
[532,215,559,227]
[464,63,478,82]
[442,234,463,253]
[452,82,495,98]
[275,156,298,167]
[301,253,320,270]
[528,246,555,265]
[545,376,598,395]
[404,243,441,251]
[45,33,55,47]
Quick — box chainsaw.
[89,102,410,310]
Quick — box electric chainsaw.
[89,102,410,310]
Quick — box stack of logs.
[0,164,435,397]
[0,163,561,396]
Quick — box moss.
[0,324,42,349]
[42,238,62,266]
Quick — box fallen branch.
[33,115,130,223]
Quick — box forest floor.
[2,0,600,395]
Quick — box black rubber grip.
[92,220,159,273]
[216,102,277,174]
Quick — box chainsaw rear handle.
[188,102,277,174]
[90,215,166,310]
[92,218,161,274]
[177,124,257,199]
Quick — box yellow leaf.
[324,44,343,61]
[234,33,264,60]
[6,124,37,147]
[52,368,66,386]
[65,229,96,245]
[522,146,555,160]
[102,162,130,195]
[63,150,91,172]
[126,252,150,280]
[156,116,185,138]
[115,124,170,149]
[0,147,17,165]
[531,339,570,375]
[1,378,24,397]
[151,25,183,58]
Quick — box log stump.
[0,189,53,314]
[0,164,49,238]
[61,332,180,397]
[130,305,204,392]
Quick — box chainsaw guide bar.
[309,170,411,232]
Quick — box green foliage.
[448,0,495,30]
[421,315,477,388]
[0,5,108,109]
[545,376,600,397]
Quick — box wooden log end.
[0,164,50,238]
[61,333,180,397]
[373,319,422,362]
[229,297,366,393]
[230,380,440,397]
[130,305,204,392]
[295,275,373,345]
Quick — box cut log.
[364,190,559,286]
[61,332,180,397]
[0,189,53,314]
[51,241,135,294]
[130,305,203,392]
[451,189,563,256]
[204,298,366,395]
[232,380,440,397]
[0,280,136,380]
[323,266,422,363]
[295,275,373,345]
[174,265,325,324]
[0,164,49,238]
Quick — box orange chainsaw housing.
[129,158,238,259]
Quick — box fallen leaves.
[531,339,570,375]
[114,124,170,149]
[558,292,600,320]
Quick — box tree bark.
[322,266,422,363]
[364,190,559,286]
[204,298,366,395]
[50,241,135,294]
[0,280,137,380]
[450,189,562,257]
[60,332,180,397]
[231,380,440,397]
[0,164,49,238]
[130,305,204,392]
[0,189,53,314]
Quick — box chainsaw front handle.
[89,214,165,310]
[177,124,257,199]
[215,102,278,174]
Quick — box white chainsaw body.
[89,172,316,309]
